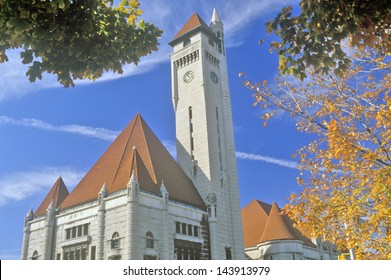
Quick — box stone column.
[159,181,169,259]
[42,202,55,260]
[207,193,218,259]
[97,184,108,260]
[127,171,140,259]
[21,208,34,260]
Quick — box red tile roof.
[242,200,316,248]
[60,114,206,210]
[173,12,210,40]
[35,177,69,217]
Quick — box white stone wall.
[25,189,207,260]
[245,240,327,260]
[171,23,244,259]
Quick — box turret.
[97,183,108,260]
[42,201,56,259]
[127,168,140,259]
[21,208,34,260]
[210,8,225,54]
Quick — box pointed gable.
[242,200,316,248]
[242,199,271,248]
[35,177,69,217]
[169,12,219,46]
[60,114,206,210]
[173,13,210,40]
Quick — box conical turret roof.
[242,200,316,248]
[35,177,69,217]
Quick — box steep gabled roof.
[35,177,69,217]
[169,12,219,46]
[241,200,270,248]
[60,114,206,210]
[242,200,316,248]
[173,12,210,40]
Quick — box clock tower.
[169,9,244,259]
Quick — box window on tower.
[146,232,154,249]
[189,106,196,177]
[183,38,191,47]
[225,247,232,260]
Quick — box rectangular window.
[176,222,181,234]
[190,137,194,151]
[83,224,89,236]
[177,247,182,260]
[194,226,199,237]
[225,248,232,260]
[81,247,87,260]
[90,246,96,260]
[77,225,83,237]
[75,248,81,260]
[69,250,75,260]
[188,225,192,236]
[66,229,71,240]
[182,223,187,235]
[71,227,76,239]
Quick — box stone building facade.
[21,10,244,260]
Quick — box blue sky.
[0,0,307,259]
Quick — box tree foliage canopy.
[0,0,162,87]
[266,0,390,80]
[242,49,391,259]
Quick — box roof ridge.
[138,115,158,184]
[58,114,206,210]
[110,117,138,188]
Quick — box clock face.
[183,71,194,83]
[210,71,218,84]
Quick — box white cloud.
[1,115,178,158]
[0,50,58,102]
[0,167,84,206]
[0,0,296,101]
[0,115,120,142]
[236,151,299,169]
[162,139,177,159]
[216,0,298,47]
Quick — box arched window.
[111,232,120,249]
[146,232,154,248]
[32,250,39,260]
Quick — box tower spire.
[211,8,222,23]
